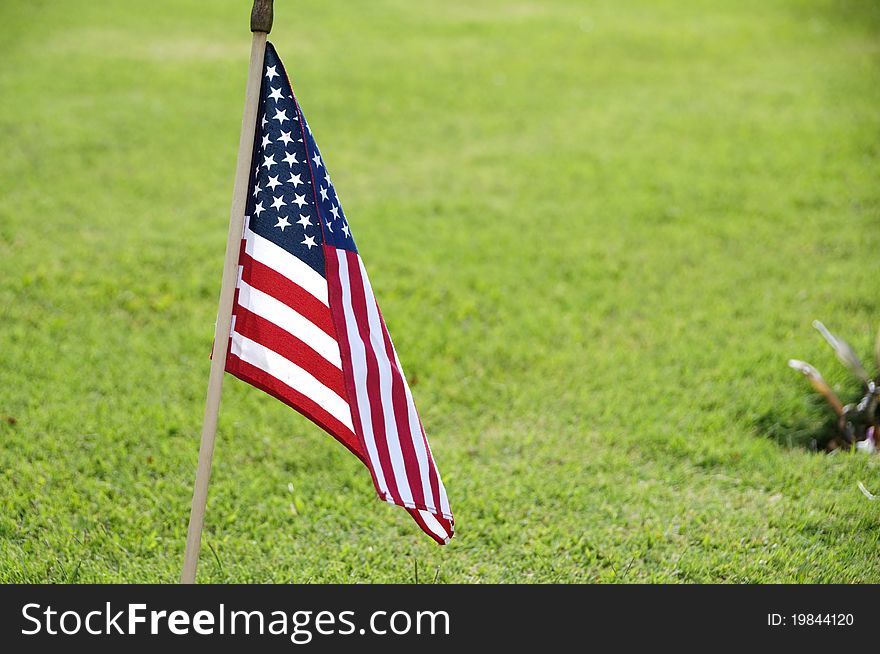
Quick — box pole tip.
[251,0,274,33]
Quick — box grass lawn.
[0,0,879,583]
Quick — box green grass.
[1,0,879,583]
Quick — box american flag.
[224,43,453,544]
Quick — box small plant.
[788,321,879,452]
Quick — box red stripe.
[327,246,454,541]
[420,419,445,521]
[345,250,402,502]
[436,513,454,540]
[231,305,346,399]
[225,354,365,462]
[239,251,334,337]
[376,304,428,510]
[324,245,383,492]
[406,508,449,546]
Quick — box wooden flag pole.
[180,0,274,584]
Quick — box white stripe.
[428,437,452,519]
[244,228,329,306]
[336,250,390,499]
[394,342,451,517]
[230,331,354,431]
[357,257,415,507]
[390,345,439,515]
[417,510,450,543]
[439,476,451,518]
[236,278,341,369]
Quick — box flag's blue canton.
[297,104,357,253]
[244,43,357,279]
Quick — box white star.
[292,194,307,208]
[254,201,265,217]
[330,205,340,220]
[272,108,288,125]
[324,171,331,187]
[260,134,270,149]
[312,153,323,168]
[261,114,267,127]
[275,215,291,231]
[262,154,276,170]
[341,223,350,238]
[277,131,293,146]
[296,214,312,229]
[268,87,283,101]
[325,220,333,233]
[266,175,281,191]
[319,186,329,201]
[282,151,298,166]
[265,65,278,81]
[252,182,262,197]
[271,195,286,210]
[288,173,303,188]
[302,235,317,249]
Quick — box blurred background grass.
[0,0,878,582]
